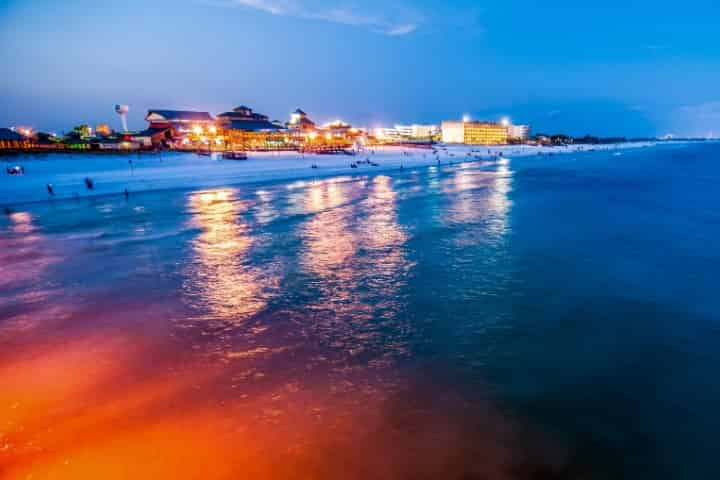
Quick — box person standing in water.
[46,184,54,196]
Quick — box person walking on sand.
[84,177,94,190]
[46,184,54,196]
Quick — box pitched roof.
[0,128,25,141]
[135,127,170,137]
[218,111,269,121]
[146,110,214,122]
[229,120,285,132]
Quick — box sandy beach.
[1,142,656,206]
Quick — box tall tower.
[115,104,129,132]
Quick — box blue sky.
[1,0,719,137]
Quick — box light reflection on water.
[0,211,62,329]
[0,160,526,479]
[299,175,413,367]
[183,188,271,323]
[441,161,513,240]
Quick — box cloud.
[232,0,289,15]
[220,0,422,36]
[386,23,418,36]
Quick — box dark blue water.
[1,143,719,478]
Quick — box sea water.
[1,143,719,478]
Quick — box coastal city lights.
[0,103,539,154]
[3,1,720,479]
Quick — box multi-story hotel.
[394,124,439,139]
[373,124,439,142]
[507,124,531,141]
[441,120,508,145]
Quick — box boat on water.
[222,151,248,160]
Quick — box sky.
[1,0,719,137]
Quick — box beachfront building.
[0,128,33,150]
[129,129,172,149]
[322,120,353,138]
[507,124,531,141]
[323,120,363,145]
[296,119,364,152]
[286,108,319,150]
[216,105,270,125]
[90,137,140,151]
[396,124,439,139]
[144,109,219,149]
[374,124,439,142]
[218,105,289,151]
[35,132,64,150]
[145,110,214,137]
[95,124,113,136]
[372,127,401,142]
[287,108,316,132]
[441,120,508,145]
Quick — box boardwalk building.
[0,128,33,150]
[145,110,215,137]
[218,105,289,151]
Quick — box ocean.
[1,143,719,479]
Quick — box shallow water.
[1,143,719,479]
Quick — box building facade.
[507,124,531,141]
[216,105,270,126]
[373,124,438,142]
[217,105,289,151]
[288,108,316,132]
[397,124,439,139]
[145,110,215,138]
[442,121,508,145]
[0,128,33,150]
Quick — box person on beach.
[46,184,54,196]
[124,189,129,199]
[84,177,94,190]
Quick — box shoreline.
[1,142,659,207]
